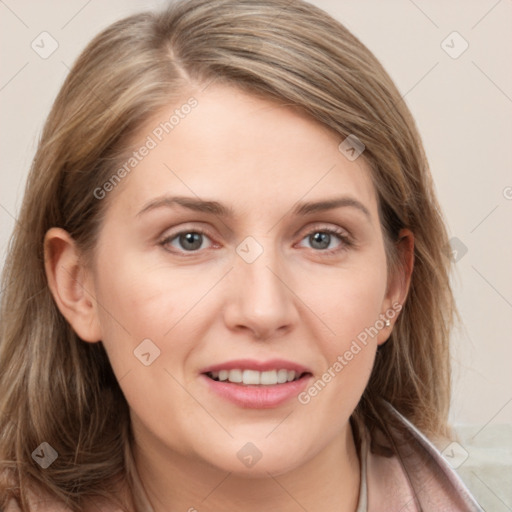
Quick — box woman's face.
[79,84,405,476]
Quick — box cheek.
[91,250,214,375]
[308,261,388,347]
[90,254,214,444]
[297,261,387,407]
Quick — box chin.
[198,440,307,478]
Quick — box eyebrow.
[136,195,371,219]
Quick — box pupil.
[311,232,330,250]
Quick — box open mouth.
[204,369,311,386]
[201,366,314,408]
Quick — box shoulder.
[362,400,483,511]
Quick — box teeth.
[207,369,304,385]
[243,369,260,385]
[277,369,288,384]
[229,369,243,383]
[260,370,277,385]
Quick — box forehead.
[104,84,378,220]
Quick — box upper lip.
[200,358,312,375]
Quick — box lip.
[199,359,313,409]
[200,358,312,374]
[200,373,313,409]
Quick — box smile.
[205,369,307,385]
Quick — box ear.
[377,228,414,345]
[44,227,102,343]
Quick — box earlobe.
[44,227,102,343]
[377,228,414,346]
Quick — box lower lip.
[200,374,312,409]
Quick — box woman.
[0,0,482,510]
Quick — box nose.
[222,242,299,340]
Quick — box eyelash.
[159,225,353,257]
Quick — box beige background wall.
[1,0,511,431]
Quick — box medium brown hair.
[0,0,455,509]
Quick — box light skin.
[44,84,414,511]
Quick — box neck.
[130,420,361,512]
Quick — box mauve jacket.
[354,400,483,512]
